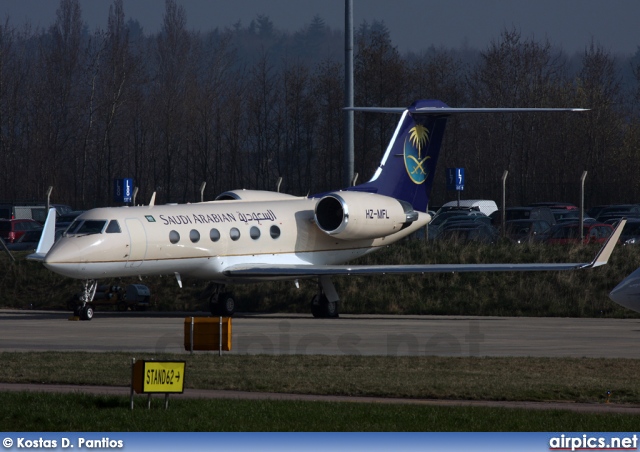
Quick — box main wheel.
[211,293,235,317]
[80,304,94,321]
[218,293,236,316]
[325,300,339,318]
[311,294,323,318]
[310,294,339,318]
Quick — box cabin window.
[169,230,180,244]
[190,229,200,243]
[270,225,281,239]
[105,220,121,233]
[230,227,240,241]
[250,226,260,240]
[210,228,220,242]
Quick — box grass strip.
[1,352,639,405]
[1,391,640,432]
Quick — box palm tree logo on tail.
[404,124,430,184]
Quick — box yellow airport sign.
[132,360,186,394]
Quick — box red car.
[546,222,613,245]
[0,219,42,244]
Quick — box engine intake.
[314,191,417,240]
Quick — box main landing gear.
[310,276,340,318]
[71,279,97,321]
[206,283,236,317]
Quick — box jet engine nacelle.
[314,191,418,240]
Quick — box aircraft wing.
[224,219,625,278]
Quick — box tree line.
[1,0,639,210]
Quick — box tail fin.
[346,99,450,212]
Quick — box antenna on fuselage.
[200,182,206,202]
[149,192,156,207]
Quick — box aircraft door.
[125,218,147,268]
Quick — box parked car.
[0,203,73,222]
[596,212,640,224]
[56,210,86,230]
[529,202,577,210]
[595,204,640,222]
[429,210,486,228]
[0,219,42,243]
[51,204,74,215]
[545,222,614,245]
[5,229,43,251]
[503,219,551,244]
[437,223,499,244]
[490,206,556,227]
[429,214,491,240]
[587,205,615,219]
[550,209,596,224]
[618,218,640,245]
[0,204,46,221]
[429,212,491,240]
[440,215,492,228]
[437,199,498,216]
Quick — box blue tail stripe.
[347,99,450,212]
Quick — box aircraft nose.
[609,267,640,313]
[44,240,81,277]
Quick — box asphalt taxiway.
[1,309,639,358]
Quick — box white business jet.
[29,100,621,321]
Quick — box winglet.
[587,218,625,268]
[27,208,57,262]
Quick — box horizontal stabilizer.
[345,106,589,114]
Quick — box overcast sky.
[2,0,640,55]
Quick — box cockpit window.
[66,220,83,234]
[66,220,107,235]
[106,220,121,233]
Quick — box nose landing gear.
[71,279,97,321]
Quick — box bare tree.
[311,59,343,192]
[467,29,569,204]
[188,31,237,199]
[354,21,407,181]
[572,41,625,204]
[151,0,193,202]
[246,52,280,189]
[34,0,85,203]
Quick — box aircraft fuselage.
[43,196,430,282]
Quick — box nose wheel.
[72,279,97,321]
[74,304,94,320]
